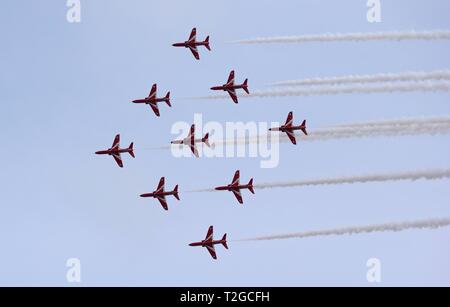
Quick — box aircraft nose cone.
[95,151,100,155]
[188,243,194,246]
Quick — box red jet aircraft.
[189,226,228,260]
[172,28,211,60]
[132,84,171,117]
[215,170,254,204]
[140,177,180,211]
[269,112,308,145]
[170,124,210,158]
[210,70,249,104]
[95,134,134,168]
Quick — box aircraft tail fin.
[300,120,308,136]
[204,36,211,51]
[248,178,255,194]
[165,92,171,107]
[242,79,249,94]
[202,133,210,147]
[128,142,135,158]
[221,234,228,249]
[173,185,180,200]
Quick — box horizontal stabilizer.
[222,234,228,249]
[202,133,210,147]
[248,178,255,194]
[243,79,249,94]
[173,185,180,200]
[301,120,308,135]
[204,36,211,51]
[128,143,135,158]
[165,92,171,107]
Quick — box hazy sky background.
[0,0,449,285]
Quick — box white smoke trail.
[253,169,450,190]
[238,217,450,242]
[190,169,450,193]
[150,117,450,151]
[232,30,450,44]
[273,70,450,87]
[212,120,450,147]
[294,122,450,142]
[196,81,450,100]
[334,116,450,129]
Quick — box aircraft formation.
[95,28,308,259]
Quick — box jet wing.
[206,245,217,260]
[189,143,199,158]
[226,89,238,104]
[187,124,199,157]
[188,28,197,42]
[226,70,235,86]
[149,103,160,117]
[156,177,165,193]
[188,46,200,60]
[285,112,293,126]
[148,84,157,99]
[232,189,243,204]
[111,134,120,149]
[189,124,196,146]
[112,153,123,168]
[205,226,214,241]
[156,195,168,211]
[231,170,240,186]
[285,130,297,145]
[189,124,195,139]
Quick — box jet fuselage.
[140,190,177,198]
[210,84,246,91]
[270,124,306,132]
[95,148,132,155]
[132,97,168,104]
[189,239,226,247]
[215,184,252,192]
[172,41,208,48]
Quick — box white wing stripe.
[206,233,213,241]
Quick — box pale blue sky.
[0,0,449,285]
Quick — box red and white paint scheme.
[189,226,228,260]
[132,83,171,117]
[210,70,249,104]
[269,111,308,145]
[170,124,210,158]
[95,134,135,168]
[140,177,180,211]
[172,28,211,60]
[215,170,254,204]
